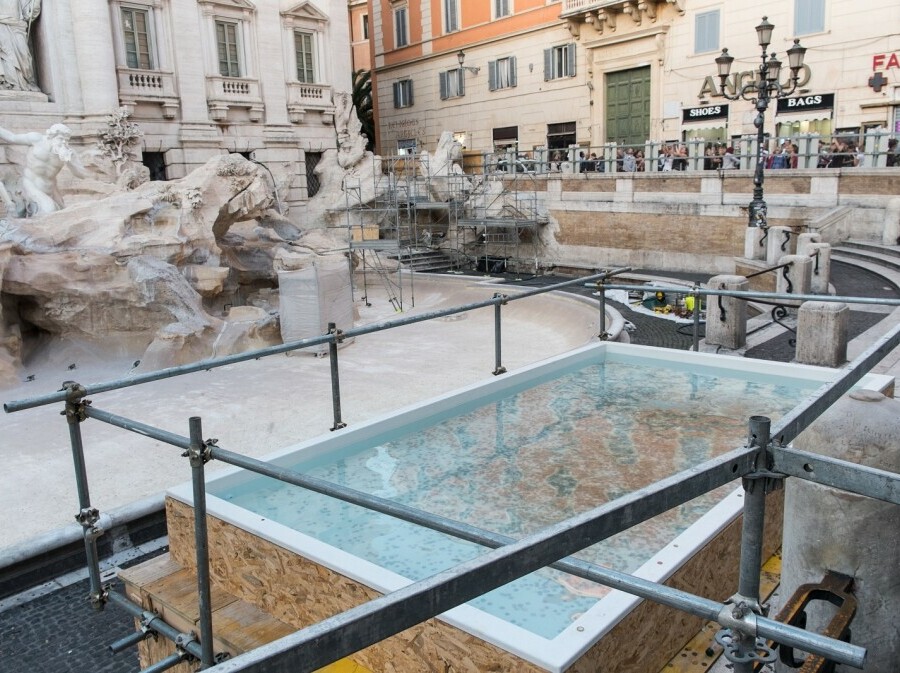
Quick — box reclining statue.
[0,122,87,216]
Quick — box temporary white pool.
[168,342,893,672]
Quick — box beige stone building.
[370,0,900,157]
[0,0,352,209]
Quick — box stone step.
[831,246,900,273]
[839,239,900,259]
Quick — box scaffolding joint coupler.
[328,325,346,344]
[493,292,509,305]
[715,594,776,666]
[184,437,216,466]
[60,381,90,423]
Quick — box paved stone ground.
[1,262,896,673]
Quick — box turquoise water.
[211,359,817,638]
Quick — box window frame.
[488,56,517,91]
[439,68,465,99]
[443,0,459,33]
[110,0,167,72]
[795,0,826,36]
[493,0,512,20]
[394,4,409,48]
[120,5,155,69]
[393,78,414,108]
[294,29,316,83]
[694,9,720,54]
[361,13,369,40]
[215,18,243,77]
[543,43,575,81]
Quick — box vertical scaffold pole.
[724,415,774,673]
[188,416,215,669]
[598,281,608,339]
[63,381,104,610]
[493,294,507,375]
[692,286,701,351]
[328,322,347,430]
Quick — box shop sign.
[776,93,834,113]
[699,64,812,99]
[873,53,900,70]
[682,104,729,122]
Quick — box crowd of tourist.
[541,135,898,174]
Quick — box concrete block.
[776,255,812,296]
[795,301,847,366]
[744,227,766,260]
[807,243,832,295]
[704,274,748,350]
[795,232,822,256]
[766,226,795,264]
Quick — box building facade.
[370,0,900,157]
[0,0,352,209]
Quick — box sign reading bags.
[682,104,729,122]
[776,93,835,113]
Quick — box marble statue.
[0,0,41,92]
[0,123,88,215]
[419,130,471,201]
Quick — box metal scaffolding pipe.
[108,628,151,654]
[107,591,204,661]
[492,294,506,375]
[327,323,346,431]
[189,417,215,668]
[3,269,630,414]
[207,442,865,668]
[82,406,191,450]
[140,651,189,673]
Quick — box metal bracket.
[183,438,215,466]
[60,381,91,424]
[494,292,509,305]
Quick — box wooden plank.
[117,552,182,604]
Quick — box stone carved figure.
[334,91,367,170]
[0,0,41,92]
[0,123,88,215]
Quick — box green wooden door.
[605,67,651,146]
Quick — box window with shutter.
[694,10,720,54]
[444,0,459,33]
[544,44,574,80]
[795,0,825,35]
[394,6,408,47]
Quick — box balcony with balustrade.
[559,0,684,25]
[117,68,180,119]
[206,76,265,122]
[286,82,333,124]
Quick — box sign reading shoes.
[682,104,729,122]
[776,93,834,113]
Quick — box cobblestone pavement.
[1,262,896,673]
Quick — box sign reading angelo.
[775,93,834,113]
[682,104,729,122]
[699,65,812,99]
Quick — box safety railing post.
[63,381,105,610]
[327,322,347,430]
[598,281,608,339]
[493,294,507,375]
[718,415,776,672]
[692,286,701,351]
[188,416,215,669]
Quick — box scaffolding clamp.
[716,594,776,665]
[60,381,90,424]
[184,438,216,466]
[493,292,509,305]
[329,324,346,344]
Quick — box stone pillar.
[776,255,812,296]
[883,197,900,246]
[795,232,822,256]
[779,391,900,673]
[795,301,848,367]
[703,275,747,350]
[744,227,766,260]
[807,243,832,294]
[70,0,120,118]
[766,226,795,265]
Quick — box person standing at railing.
[826,137,853,169]
[887,139,898,167]
[672,145,688,171]
[634,150,645,172]
[786,142,799,169]
[722,146,740,169]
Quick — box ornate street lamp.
[715,18,806,228]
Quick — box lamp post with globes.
[715,17,806,228]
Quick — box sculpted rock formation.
[303,91,384,234]
[0,153,309,385]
